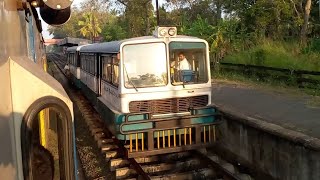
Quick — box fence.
[218,62,320,89]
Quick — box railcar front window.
[123,43,167,88]
[169,42,208,85]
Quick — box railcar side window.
[102,56,112,82]
[72,54,75,65]
[81,54,95,75]
[81,55,84,70]
[88,55,94,74]
[69,53,75,65]
[169,42,208,85]
[123,43,167,88]
[112,56,119,86]
[101,55,119,87]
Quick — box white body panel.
[69,64,77,77]
[69,64,81,79]
[120,86,211,113]
[76,68,81,79]
[81,70,98,93]
[100,81,121,111]
[8,57,73,180]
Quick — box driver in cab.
[170,52,192,82]
[171,52,191,70]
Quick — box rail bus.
[0,0,75,179]
[66,45,89,89]
[67,27,221,158]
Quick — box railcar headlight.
[159,28,167,37]
[153,26,178,38]
[168,27,176,36]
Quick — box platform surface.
[211,80,320,139]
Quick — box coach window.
[85,55,89,72]
[86,55,89,72]
[89,55,95,75]
[68,54,71,64]
[112,56,119,86]
[80,55,84,69]
[102,56,112,82]
[72,54,75,65]
[87,55,90,73]
[80,55,83,69]
[92,56,95,74]
[84,55,88,72]
[70,54,73,65]
[82,55,85,71]
[85,55,90,73]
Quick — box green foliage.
[48,0,320,77]
[78,12,102,40]
[102,20,127,41]
[222,40,320,72]
[302,38,320,53]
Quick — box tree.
[116,0,155,37]
[102,11,127,41]
[78,12,102,42]
[301,0,312,44]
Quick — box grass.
[222,39,320,72]
[214,39,320,96]
[212,70,320,96]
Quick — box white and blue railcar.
[78,27,221,157]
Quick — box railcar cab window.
[123,43,167,88]
[101,55,119,87]
[169,42,208,85]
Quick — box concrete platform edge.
[214,104,320,151]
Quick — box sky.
[41,0,165,39]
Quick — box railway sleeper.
[97,137,113,148]
[115,158,202,179]
[110,151,192,172]
[105,151,119,161]
[101,144,118,152]
[148,168,216,180]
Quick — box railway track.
[47,53,253,180]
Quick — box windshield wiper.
[124,64,138,92]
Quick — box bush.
[221,40,320,71]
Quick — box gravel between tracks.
[47,58,113,180]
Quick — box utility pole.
[156,0,159,26]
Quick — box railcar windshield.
[123,43,167,89]
[169,42,209,85]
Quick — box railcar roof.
[66,46,78,52]
[66,44,91,52]
[79,35,202,54]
